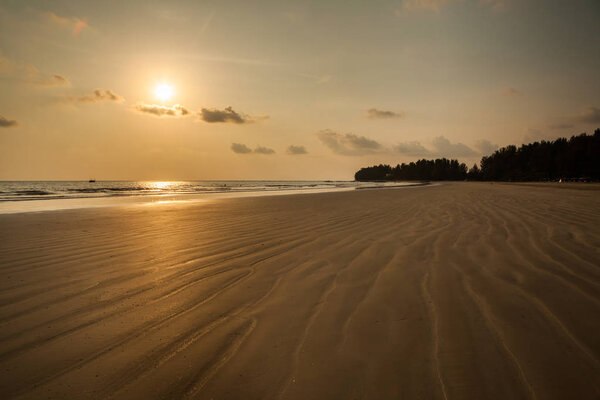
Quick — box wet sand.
[0,182,599,399]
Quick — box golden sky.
[0,0,599,180]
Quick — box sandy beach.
[0,182,599,400]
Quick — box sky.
[0,0,599,180]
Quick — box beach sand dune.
[0,182,599,399]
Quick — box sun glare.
[154,83,174,102]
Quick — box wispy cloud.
[199,106,267,124]
[432,136,479,157]
[45,11,88,38]
[175,53,283,68]
[365,108,404,119]
[317,130,382,156]
[0,56,69,87]
[0,116,18,128]
[549,123,575,130]
[200,10,216,34]
[45,11,70,25]
[547,106,600,131]
[134,103,189,117]
[578,106,600,124]
[297,72,332,84]
[287,145,308,155]
[66,89,124,104]
[479,0,509,12]
[395,136,484,158]
[401,0,457,12]
[0,56,15,75]
[72,19,89,38]
[400,0,510,13]
[22,65,70,87]
[502,87,520,96]
[231,143,276,155]
[393,141,431,156]
[473,139,499,155]
[522,128,551,144]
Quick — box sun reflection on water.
[145,181,182,191]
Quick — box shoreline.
[0,181,425,214]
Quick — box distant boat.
[88,179,96,183]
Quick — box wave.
[14,190,53,196]
[67,187,148,193]
[0,180,411,203]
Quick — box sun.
[154,83,174,102]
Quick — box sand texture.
[0,182,599,399]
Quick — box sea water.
[0,180,418,213]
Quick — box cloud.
[395,136,482,158]
[287,145,308,155]
[72,19,88,38]
[231,143,276,154]
[298,72,332,84]
[198,106,265,124]
[521,128,552,144]
[134,103,189,117]
[35,74,69,87]
[578,107,600,124]
[200,106,244,123]
[402,0,456,12]
[45,11,88,38]
[200,10,216,34]
[317,129,382,156]
[502,87,520,96]
[24,65,70,87]
[231,143,252,154]
[400,0,509,12]
[394,141,432,156]
[67,89,124,104]
[0,56,15,74]
[0,56,69,87]
[479,0,508,11]
[254,146,276,155]
[431,136,478,157]
[45,11,71,24]
[549,123,574,130]
[473,139,499,155]
[365,108,404,119]
[0,116,18,128]
[547,106,600,131]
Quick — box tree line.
[354,159,468,181]
[355,129,600,182]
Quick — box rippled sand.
[0,182,598,399]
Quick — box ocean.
[0,180,418,213]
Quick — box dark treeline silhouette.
[474,129,600,181]
[354,159,468,181]
[355,129,600,182]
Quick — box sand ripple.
[0,183,599,399]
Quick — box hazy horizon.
[1,0,599,180]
